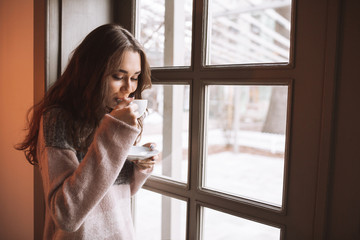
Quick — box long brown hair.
[16,24,152,165]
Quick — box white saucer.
[127,146,159,161]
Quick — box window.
[134,189,187,240]
[139,84,190,183]
[205,0,291,65]
[204,85,288,207]
[40,0,336,239]
[126,0,333,239]
[136,0,193,67]
[201,207,281,239]
[133,0,293,238]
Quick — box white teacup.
[132,99,148,118]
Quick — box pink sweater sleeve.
[131,165,154,196]
[38,114,141,232]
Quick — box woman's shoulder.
[43,106,69,119]
[43,106,71,129]
[42,106,75,150]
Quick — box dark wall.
[327,0,360,239]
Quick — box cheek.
[105,81,118,102]
[131,81,139,91]
[108,81,120,93]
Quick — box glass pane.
[134,189,187,240]
[140,84,190,182]
[202,207,281,240]
[204,85,288,206]
[206,0,292,65]
[136,0,193,67]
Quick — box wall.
[327,0,360,239]
[0,0,34,239]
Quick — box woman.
[16,24,157,239]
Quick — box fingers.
[133,159,156,170]
[110,98,139,126]
[113,97,134,110]
[113,98,138,117]
[142,142,156,150]
[133,155,158,169]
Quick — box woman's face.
[105,50,141,110]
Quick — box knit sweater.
[37,108,153,240]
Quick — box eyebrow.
[118,69,141,74]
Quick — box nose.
[120,77,132,94]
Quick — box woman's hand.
[110,98,138,127]
[133,143,158,170]
[132,157,157,170]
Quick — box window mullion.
[188,0,206,239]
[192,0,205,72]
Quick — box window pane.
[204,85,288,206]
[205,0,292,65]
[202,207,281,239]
[134,189,187,240]
[140,84,190,182]
[136,0,193,67]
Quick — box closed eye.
[131,73,140,81]
[112,71,140,81]
[112,74,123,80]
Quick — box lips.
[114,93,135,104]
[116,98,122,104]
